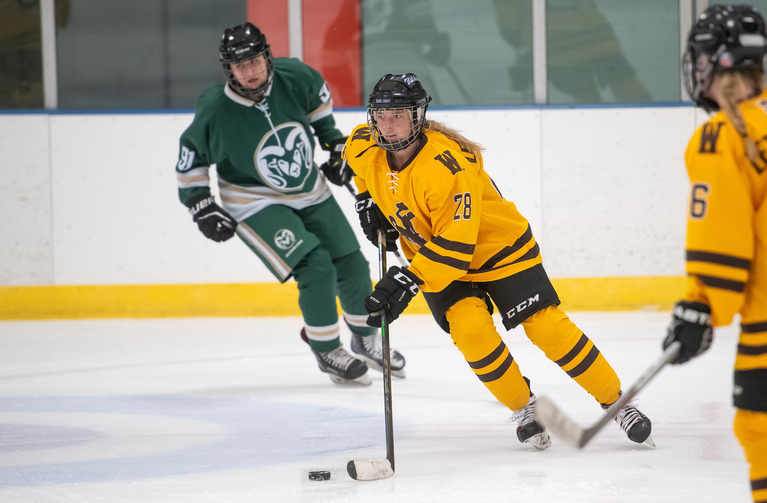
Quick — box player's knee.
[292,246,336,286]
[447,297,497,352]
[333,250,370,278]
[734,409,767,464]
[523,305,583,358]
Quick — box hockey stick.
[535,341,681,449]
[347,230,395,481]
[343,181,409,268]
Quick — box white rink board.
[0,115,54,285]
[2,106,702,286]
[539,107,694,278]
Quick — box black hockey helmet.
[367,73,432,152]
[683,4,767,111]
[219,22,274,101]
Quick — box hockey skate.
[603,398,654,446]
[301,329,371,386]
[350,332,407,378]
[511,394,551,450]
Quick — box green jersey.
[175,57,344,221]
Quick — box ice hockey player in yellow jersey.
[345,72,653,450]
[665,5,767,502]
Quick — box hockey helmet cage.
[683,4,767,111]
[219,22,274,101]
[367,73,432,152]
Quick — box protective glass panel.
[546,0,680,105]
[0,0,46,109]
[361,0,534,107]
[55,0,245,110]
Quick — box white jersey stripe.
[236,221,291,280]
[304,322,341,342]
[343,312,370,329]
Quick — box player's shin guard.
[734,409,767,503]
[522,305,621,406]
[446,297,530,411]
[334,251,377,337]
[293,246,341,353]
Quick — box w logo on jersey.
[255,123,313,191]
[434,150,463,175]
[698,122,723,154]
[352,127,372,142]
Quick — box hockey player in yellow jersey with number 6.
[344,73,653,450]
[664,5,767,502]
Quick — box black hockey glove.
[366,266,422,327]
[354,192,399,251]
[188,196,237,242]
[663,300,713,364]
[319,137,352,186]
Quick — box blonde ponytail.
[424,120,485,156]
[719,69,765,166]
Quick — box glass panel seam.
[40,0,58,109]
[680,0,693,101]
[532,0,547,105]
[289,0,303,60]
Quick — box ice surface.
[0,312,749,502]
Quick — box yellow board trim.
[0,276,685,320]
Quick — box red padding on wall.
[247,0,289,57]
[302,0,361,108]
[247,0,361,107]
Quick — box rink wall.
[0,106,701,319]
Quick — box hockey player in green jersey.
[174,22,406,385]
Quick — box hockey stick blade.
[346,459,394,481]
[348,230,396,481]
[535,395,588,448]
[536,341,681,449]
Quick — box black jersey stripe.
[510,242,540,265]
[353,144,377,158]
[478,225,534,269]
[686,250,751,269]
[555,333,589,367]
[742,321,767,333]
[566,346,600,378]
[467,244,540,274]
[419,246,471,271]
[467,341,507,369]
[432,235,475,255]
[476,352,515,383]
[696,274,746,292]
[737,344,767,356]
[752,477,767,491]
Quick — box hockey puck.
[308,470,331,481]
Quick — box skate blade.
[524,431,552,451]
[353,355,406,378]
[329,373,372,386]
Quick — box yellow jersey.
[344,125,541,293]
[684,91,767,333]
